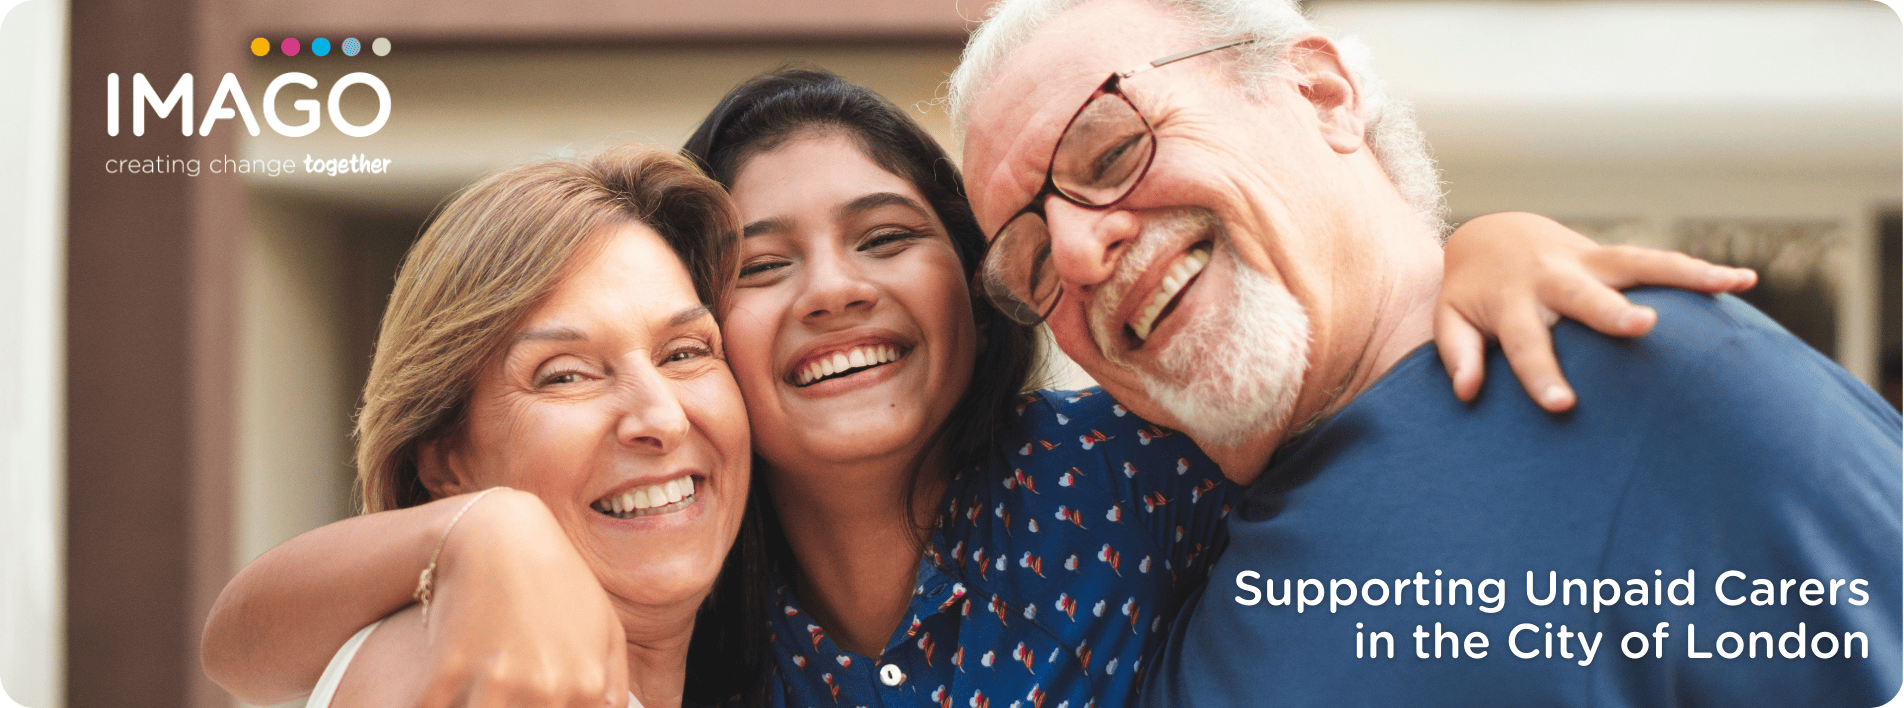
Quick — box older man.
[949,0,1902,705]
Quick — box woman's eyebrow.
[839,192,928,219]
[669,304,713,328]
[515,306,707,342]
[514,325,587,343]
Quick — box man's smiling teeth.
[795,344,901,386]
[1130,245,1212,341]
[591,476,696,519]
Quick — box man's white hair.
[947,0,1449,237]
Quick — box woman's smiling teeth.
[794,344,903,387]
[592,476,697,519]
[1130,245,1212,342]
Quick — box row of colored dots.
[250,37,391,57]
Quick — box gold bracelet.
[415,487,502,627]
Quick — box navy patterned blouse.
[767,388,1240,708]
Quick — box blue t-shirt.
[1144,290,1902,707]
[770,388,1242,708]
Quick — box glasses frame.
[980,37,1262,326]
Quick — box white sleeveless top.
[303,620,643,708]
[304,620,382,708]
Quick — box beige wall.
[1306,0,1901,383]
[243,0,982,40]
[235,195,355,569]
[241,44,965,212]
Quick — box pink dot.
[280,37,301,56]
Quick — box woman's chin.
[759,415,935,475]
[597,551,727,612]
[577,508,734,606]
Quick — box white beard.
[1090,210,1312,449]
[1144,240,1311,447]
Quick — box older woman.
[206,145,759,708]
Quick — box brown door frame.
[66,0,245,704]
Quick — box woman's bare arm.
[200,488,624,707]
[202,492,489,703]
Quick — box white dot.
[371,37,391,56]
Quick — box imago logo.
[106,72,390,138]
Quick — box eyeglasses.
[978,37,1260,326]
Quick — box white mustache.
[1088,208,1225,364]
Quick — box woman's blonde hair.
[355,145,738,513]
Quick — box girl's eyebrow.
[743,217,787,239]
[839,192,928,219]
[743,193,929,239]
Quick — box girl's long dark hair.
[679,67,1042,701]
[683,490,770,706]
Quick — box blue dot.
[311,38,331,56]
[341,37,361,56]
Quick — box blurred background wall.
[11,1,1901,707]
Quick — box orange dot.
[250,37,270,56]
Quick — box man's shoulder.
[1546,288,1898,431]
[1557,289,1827,380]
[1269,287,1897,518]
[1325,290,1817,429]
[1607,288,1811,361]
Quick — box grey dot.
[372,37,391,56]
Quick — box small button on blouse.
[878,663,906,687]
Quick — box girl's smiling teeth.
[793,344,905,387]
[1129,244,1212,342]
[591,475,698,519]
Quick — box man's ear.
[1287,35,1366,155]
[416,433,474,500]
